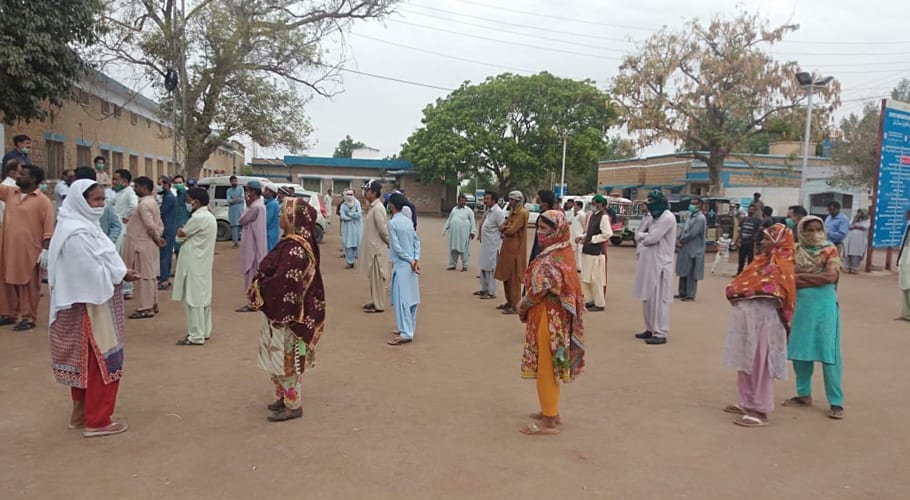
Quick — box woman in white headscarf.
[339,188,363,269]
[47,179,140,438]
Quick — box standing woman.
[722,224,796,427]
[517,210,585,436]
[843,209,870,274]
[783,216,846,419]
[249,197,326,422]
[48,179,140,437]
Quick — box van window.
[214,186,230,200]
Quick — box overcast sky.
[254,0,910,160]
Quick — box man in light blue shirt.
[825,201,850,255]
[387,193,421,346]
[226,175,245,248]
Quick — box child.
[712,233,733,275]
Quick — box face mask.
[785,218,795,229]
[186,203,194,212]
[112,183,124,192]
[157,186,164,194]
[21,147,30,155]
[39,183,48,191]
[88,206,105,220]
[175,183,185,192]
[95,163,105,170]
[688,204,697,213]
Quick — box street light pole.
[799,86,814,207]
[559,135,567,197]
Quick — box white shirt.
[55,181,69,210]
[113,185,139,223]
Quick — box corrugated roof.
[284,155,412,170]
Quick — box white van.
[196,176,326,243]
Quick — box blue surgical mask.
[38,183,48,192]
[186,203,193,212]
[21,147,30,155]
[95,162,105,170]
[157,186,164,194]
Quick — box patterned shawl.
[726,223,797,332]
[249,198,326,370]
[796,215,842,274]
[521,210,585,382]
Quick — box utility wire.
[350,33,536,73]
[330,65,455,91]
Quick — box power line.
[452,0,654,31]
[330,66,455,91]
[350,33,536,73]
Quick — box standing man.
[340,188,363,269]
[576,195,613,312]
[387,193,421,346]
[123,177,165,319]
[226,175,244,249]
[494,191,529,315]
[158,176,177,290]
[55,169,75,210]
[751,192,765,216]
[360,180,389,314]
[528,190,557,262]
[262,183,281,252]
[476,191,505,300]
[570,200,585,271]
[676,198,707,302]
[236,180,267,311]
[174,187,218,345]
[323,189,333,225]
[93,156,111,188]
[633,189,677,345]
[112,169,138,298]
[443,194,476,272]
[736,204,762,274]
[0,165,55,331]
[825,201,850,256]
[787,205,808,240]
[172,175,191,258]
[1,135,31,178]
[0,159,23,226]
[897,210,910,321]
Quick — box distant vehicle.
[525,203,541,227]
[462,194,479,211]
[196,176,326,243]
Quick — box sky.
[250,0,910,161]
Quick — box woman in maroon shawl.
[249,197,326,422]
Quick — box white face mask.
[87,206,105,220]
[186,203,194,212]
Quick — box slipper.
[782,396,813,407]
[364,309,384,314]
[83,421,129,438]
[519,422,559,436]
[496,304,508,310]
[176,338,204,346]
[827,406,846,420]
[529,412,562,425]
[733,415,768,428]
[472,291,485,296]
[723,404,748,415]
[128,310,155,319]
[480,294,495,300]
[363,303,376,310]
[386,336,412,346]
[235,305,256,313]
[12,320,36,332]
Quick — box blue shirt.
[1,149,30,178]
[99,200,122,243]
[825,213,850,244]
[389,212,421,266]
[174,186,191,227]
[160,190,177,236]
[264,196,280,251]
[227,186,245,226]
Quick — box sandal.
[529,412,562,425]
[723,403,748,415]
[129,310,155,319]
[519,422,560,436]
[827,406,846,420]
[267,407,303,422]
[235,305,256,313]
[733,415,768,428]
[12,320,36,331]
[157,283,171,291]
[176,338,204,346]
[386,336,412,346]
[362,303,376,310]
[83,421,129,438]
[782,396,813,407]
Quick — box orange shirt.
[0,185,56,284]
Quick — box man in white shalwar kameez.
[633,189,677,345]
[360,181,389,314]
[112,169,138,298]
[570,200,585,272]
[897,210,910,321]
[475,191,504,299]
[444,194,477,271]
[576,195,612,312]
[173,188,217,345]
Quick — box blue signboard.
[873,100,910,247]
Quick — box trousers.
[736,326,775,414]
[70,345,120,429]
[368,259,386,312]
[1,266,41,320]
[643,298,670,338]
[479,270,496,295]
[737,244,754,274]
[793,360,844,407]
[184,303,212,343]
[449,248,470,269]
[503,276,521,309]
[678,276,699,299]
[535,311,560,417]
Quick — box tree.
[100,0,396,179]
[333,135,367,158]
[401,72,619,195]
[612,11,840,195]
[0,0,104,124]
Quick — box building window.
[332,179,350,194]
[157,159,164,178]
[113,106,122,119]
[130,112,138,126]
[76,145,91,168]
[166,162,174,175]
[78,90,90,107]
[144,157,153,177]
[302,178,321,192]
[146,118,152,128]
[129,154,138,174]
[100,149,110,163]
[112,152,124,170]
[45,140,65,179]
[101,101,112,115]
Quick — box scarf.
[48,179,127,324]
[343,188,356,208]
[795,215,842,274]
[646,189,669,218]
[249,198,326,370]
[726,223,797,332]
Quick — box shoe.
[344,264,354,269]
[472,291,485,296]
[12,320,36,332]
[363,303,376,310]
[83,421,129,438]
[586,305,605,312]
[673,294,681,299]
[446,266,456,271]
[585,302,595,308]
[267,399,285,412]
[267,407,303,422]
[681,297,695,302]
[496,303,508,310]
[0,315,15,326]
[480,294,495,300]
[176,338,204,346]
[502,306,518,315]
[634,331,654,339]
[645,336,667,345]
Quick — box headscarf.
[508,190,524,202]
[522,209,585,382]
[343,188,356,208]
[47,179,127,323]
[726,223,797,332]
[795,215,842,274]
[646,189,669,218]
[249,197,326,371]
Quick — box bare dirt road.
[2,215,908,499]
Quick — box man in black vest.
[576,195,613,312]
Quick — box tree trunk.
[706,152,725,196]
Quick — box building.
[1,69,243,181]
[597,141,869,217]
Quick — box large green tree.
[0,0,104,123]
[401,72,619,195]
[333,135,368,158]
[613,11,840,195]
[100,0,396,179]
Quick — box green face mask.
[95,163,105,170]
[688,204,697,213]
[785,218,795,229]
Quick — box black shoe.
[12,320,35,332]
[586,305,605,312]
[681,297,695,302]
[267,399,285,412]
[496,303,508,310]
[646,336,667,345]
[635,331,653,339]
[267,407,303,422]
[0,316,15,326]
[673,294,681,299]
[585,302,595,308]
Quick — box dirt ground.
[2,215,909,500]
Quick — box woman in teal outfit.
[783,216,845,419]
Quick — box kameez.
[123,196,163,312]
[250,198,326,412]
[0,184,55,321]
[633,193,676,339]
[359,198,389,311]
[844,218,869,272]
[227,185,245,245]
[495,203,529,309]
[173,207,218,343]
[444,205,476,270]
[239,198,268,290]
[264,196,280,252]
[579,210,612,308]
[159,190,176,285]
[340,195,363,266]
[518,210,585,419]
[477,204,505,296]
[676,211,706,299]
[389,212,421,340]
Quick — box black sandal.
[176,338,204,346]
[12,320,35,331]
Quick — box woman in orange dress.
[518,210,585,435]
